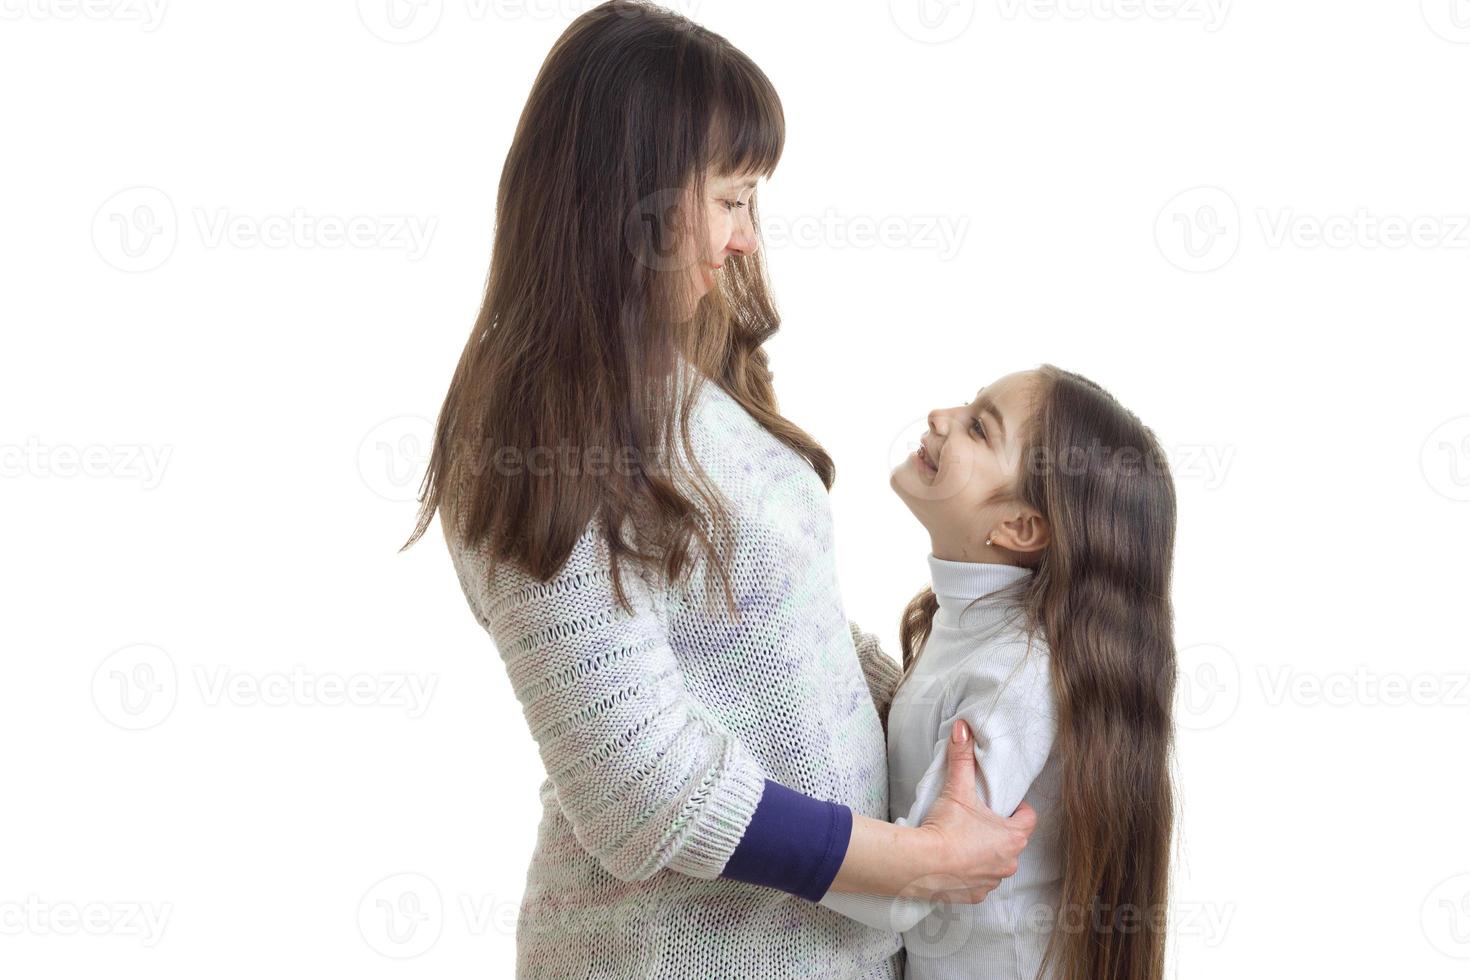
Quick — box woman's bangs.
[706,59,784,179]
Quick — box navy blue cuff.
[717,779,854,902]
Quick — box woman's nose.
[728,211,759,257]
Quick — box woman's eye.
[971,417,987,440]
[721,199,746,211]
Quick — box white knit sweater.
[444,362,906,979]
[818,556,1064,980]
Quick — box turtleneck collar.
[926,553,1033,627]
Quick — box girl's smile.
[914,439,939,478]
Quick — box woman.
[402,3,1035,977]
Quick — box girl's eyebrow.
[973,390,1007,441]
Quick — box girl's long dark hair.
[402,1,833,617]
[899,364,1178,980]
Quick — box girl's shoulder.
[973,625,1051,675]
[998,623,1051,661]
[908,618,1052,706]
[955,626,1056,717]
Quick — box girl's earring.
[985,535,993,547]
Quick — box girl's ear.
[999,508,1049,555]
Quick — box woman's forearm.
[823,813,935,896]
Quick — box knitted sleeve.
[469,516,852,898]
[816,635,1056,930]
[849,620,903,739]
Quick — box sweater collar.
[926,553,1033,622]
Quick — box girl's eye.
[722,199,746,211]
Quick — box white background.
[3,0,1468,977]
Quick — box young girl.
[820,366,1179,980]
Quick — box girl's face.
[890,370,1050,562]
[688,170,761,300]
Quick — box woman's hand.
[911,718,1037,903]
[823,718,1036,901]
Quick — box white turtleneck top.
[818,554,1065,980]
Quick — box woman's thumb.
[1008,800,1038,836]
[941,719,976,799]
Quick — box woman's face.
[688,170,761,300]
[891,370,1047,560]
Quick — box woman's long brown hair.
[401,1,833,617]
[899,364,1179,980]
